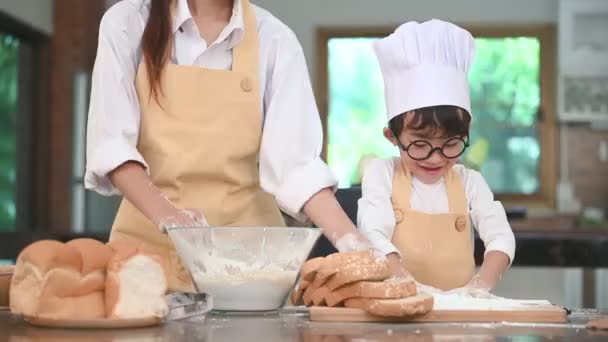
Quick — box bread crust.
[344,294,434,317]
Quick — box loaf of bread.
[10,238,168,320]
[10,239,108,319]
[292,251,432,318]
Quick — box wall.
[0,0,53,33]
[567,125,608,208]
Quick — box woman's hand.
[109,162,209,232]
[158,208,209,232]
[386,252,412,279]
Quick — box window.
[318,26,557,207]
[0,11,50,235]
[0,33,18,231]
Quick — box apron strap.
[391,159,412,210]
[445,167,467,214]
[392,160,468,214]
[232,0,259,76]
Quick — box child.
[358,20,515,296]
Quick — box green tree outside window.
[0,33,18,231]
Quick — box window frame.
[0,11,51,233]
[316,24,557,209]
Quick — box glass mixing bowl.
[166,226,321,312]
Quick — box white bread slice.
[325,277,417,307]
[307,251,388,296]
[299,257,326,282]
[289,278,309,306]
[344,294,434,317]
[324,258,391,291]
[302,280,317,306]
[314,251,371,284]
[310,286,330,306]
[105,244,168,319]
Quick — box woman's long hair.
[141,0,173,102]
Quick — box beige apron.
[391,161,475,291]
[110,0,285,292]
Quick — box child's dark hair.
[389,105,471,138]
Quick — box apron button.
[241,78,253,92]
[455,216,467,232]
[394,209,404,224]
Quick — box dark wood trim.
[34,41,51,232]
[316,24,558,209]
[15,40,36,232]
[46,1,107,234]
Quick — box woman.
[85,0,367,292]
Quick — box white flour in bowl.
[189,256,298,311]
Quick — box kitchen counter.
[1,309,608,341]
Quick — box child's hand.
[447,274,495,298]
[415,282,446,295]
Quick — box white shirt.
[85,0,337,221]
[358,158,516,263]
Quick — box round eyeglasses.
[395,136,470,161]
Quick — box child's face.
[384,117,465,184]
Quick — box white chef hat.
[373,19,475,122]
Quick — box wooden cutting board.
[310,303,568,323]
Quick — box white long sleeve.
[85,0,337,221]
[358,158,516,263]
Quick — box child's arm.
[464,169,516,294]
[358,159,409,276]
[471,250,510,289]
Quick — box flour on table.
[431,292,552,311]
